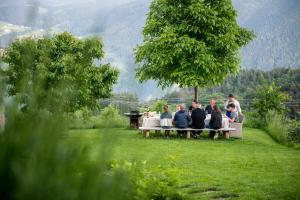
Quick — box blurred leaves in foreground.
[0,32,183,199]
[0,104,183,199]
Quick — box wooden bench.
[139,127,236,138]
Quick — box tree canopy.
[135,0,254,99]
[2,32,119,112]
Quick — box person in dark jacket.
[191,100,206,138]
[209,105,223,139]
[173,104,191,137]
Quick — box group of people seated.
[160,94,242,139]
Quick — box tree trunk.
[194,86,198,101]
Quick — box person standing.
[205,99,216,114]
[225,94,242,116]
[191,100,206,138]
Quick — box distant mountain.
[0,0,299,99]
[233,0,300,69]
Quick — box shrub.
[257,111,300,146]
[94,104,128,128]
[110,160,184,200]
[67,107,95,129]
[287,120,300,143]
[68,105,128,129]
[265,111,289,143]
[252,83,289,124]
[153,100,167,113]
[0,103,182,200]
[243,112,264,128]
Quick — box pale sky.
[39,0,136,7]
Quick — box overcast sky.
[39,0,136,7]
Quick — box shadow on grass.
[136,130,240,142]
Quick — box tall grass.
[245,111,300,147]
[265,111,289,143]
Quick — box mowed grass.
[65,128,300,200]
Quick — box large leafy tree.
[135,0,254,100]
[3,32,119,112]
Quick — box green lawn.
[65,128,300,200]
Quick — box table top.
[124,113,143,117]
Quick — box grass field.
[65,128,300,200]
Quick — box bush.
[252,83,289,125]
[243,112,264,128]
[153,100,167,113]
[251,111,300,146]
[94,104,128,128]
[0,102,182,200]
[110,160,184,200]
[68,107,96,129]
[68,105,128,129]
[287,120,300,143]
[265,111,289,143]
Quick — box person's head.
[179,104,185,111]
[163,105,169,112]
[210,99,216,107]
[227,103,235,111]
[212,104,220,112]
[228,94,235,102]
[192,99,198,109]
[176,104,180,111]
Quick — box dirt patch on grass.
[212,193,239,199]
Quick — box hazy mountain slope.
[233,0,300,69]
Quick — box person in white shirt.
[225,94,242,115]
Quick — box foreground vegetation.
[66,128,300,200]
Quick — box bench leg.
[186,131,191,139]
[143,130,150,138]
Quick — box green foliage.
[265,111,289,144]
[207,68,300,100]
[0,85,182,200]
[246,110,300,146]
[287,120,300,144]
[166,68,300,117]
[135,0,254,90]
[0,107,183,199]
[2,32,119,112]
[68,107,96,129]
[95,104,128,128]
[153,99,167,113]
[0,106,134,200]
[68,105,128,129]
[110,160,184,200]
[253,83,290,124]
[243,112,263,128]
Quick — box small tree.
[3,32,119,112]
[253,83,290,124]
[135,0,254,101]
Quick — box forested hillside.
[206,68,300,100]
